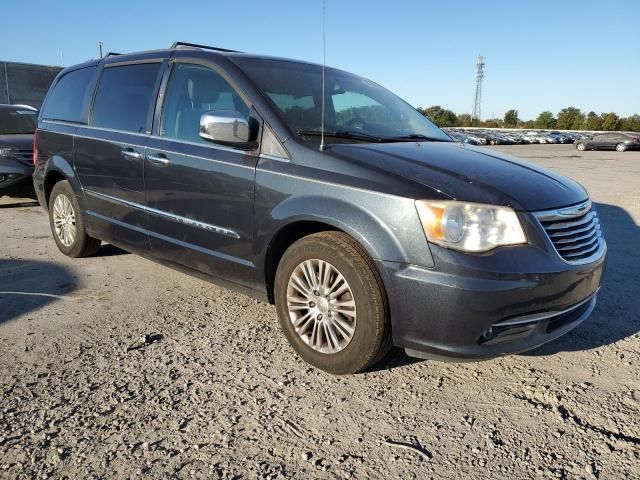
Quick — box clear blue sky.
[1,0,638,120]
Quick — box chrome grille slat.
[556,235,600,252]
[534,201,604,264]
[563,242,600,258]
[553,227,599,244]
[549,223,597,238]
[542,211,596,230]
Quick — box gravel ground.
[0,144,638,479]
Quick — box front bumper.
[0,157,33,191]
[377,240,606,361]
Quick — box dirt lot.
[0,144,638,479]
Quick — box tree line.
[417,106,640,132]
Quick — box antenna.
[99,41,104,59]
[319,0,326,152]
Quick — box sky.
[1,0,638,120]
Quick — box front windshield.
[232,57,451,143]
[0,108,37,135]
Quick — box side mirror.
[199,110,250,146]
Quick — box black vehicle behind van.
[0,104,37,195]
[34,43,606,374]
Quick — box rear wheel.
[274,231,391,374]
[616,143,627,152]
[576,143,586,151]
[49,181,101,257]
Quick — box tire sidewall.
[275,235,386,374]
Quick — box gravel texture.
[0,144,638,479]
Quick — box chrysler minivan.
[33,42,606,374]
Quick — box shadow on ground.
[0,259,79,324]
[526,202,640,356]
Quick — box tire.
[616,143,627,152]
[274,231,391,374]
[576,143,586,151]
[48,180,101,258]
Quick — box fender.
[43,154,87,211]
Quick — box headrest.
[188,72,220,105]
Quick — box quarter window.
[41,66,98,124]
[91,63,161,133]
[160,63,249,144]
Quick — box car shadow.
[364,347,424,373]
[525,202,640,356]
[96,244,130,257]
[0,259,79,324]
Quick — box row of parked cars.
[444,128,640,151]
[444,128,588,146]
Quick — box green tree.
[422,105,457,127]
[503,109,520,127]
[481,118,503,128]
[523,120,535,129]
[534,111,556,129]
[556,107,585,130]
[456,113,474,127]
[621,114,640,132]
[600,112,622,131]
[583,111,603,131]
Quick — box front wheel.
[275,231,391,374]
[616,143,627,152]
[49,180,101,257]
[576,143,586,151]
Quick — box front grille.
[11,149,33,166]
[535,201,604,264]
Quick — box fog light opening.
[481,327,495,341]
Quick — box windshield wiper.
[383,134,451,142]
[297,129,385,143]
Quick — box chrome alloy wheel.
[286,259,357,354]
[52,194,76,247]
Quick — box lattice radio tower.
[472,55,485,121]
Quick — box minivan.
[34,42,606,374]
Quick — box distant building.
[0,61,62,109]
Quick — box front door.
[74,61,164,250]
[144,61,259,287]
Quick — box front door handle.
[147,153,171,166]
[121,148,143,160]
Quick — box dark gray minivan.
[34,43,606,374]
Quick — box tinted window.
[0,108,37,134]
[91,63,161,133]
[41,66,97,123]
[233,57,450,142]
[160,63,249,144]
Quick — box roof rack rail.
[170,41,240,53]
[105,52,122,57]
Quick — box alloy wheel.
[52,194,76,247]
[286,259,357,354]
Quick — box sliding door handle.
[147,153,171,166]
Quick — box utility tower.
[472,55,485,121]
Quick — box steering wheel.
[344,116,367,129]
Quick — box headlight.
[0,148,12,157]
[415,200,527,252]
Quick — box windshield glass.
[0,108,37,135]
[232,57,451,143]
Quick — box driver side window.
[160,63,250,144]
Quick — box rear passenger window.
[160,63,249,144]
[91,63,161,134]
[41,66,97,124]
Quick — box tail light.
[33,130,37,165]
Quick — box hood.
[0,134,34,150]
[327,141,587,211]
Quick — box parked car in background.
[575,132,640,152]
[34,43,606,374]
[0,104,37,196]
